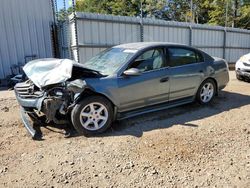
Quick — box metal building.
[0,0,54,80]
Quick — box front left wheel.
[71,96,113,135]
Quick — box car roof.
[113,42,189,50]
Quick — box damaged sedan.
[14,42,229,139]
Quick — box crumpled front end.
[15,80,77,139]
[15,80,90,139]
[14,58,102,139]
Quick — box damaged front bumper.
[15,94,44,139]
[14,59,99,139]
[14,81,71,139]
[236,69,250,79]
[20,107,38,139]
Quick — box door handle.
[160,77,169,83]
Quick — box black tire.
[71,95,113,135]
[236,74,243,81]
[196,79,216,104]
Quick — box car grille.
[15,81,43,99]
[241,69,250,73]
[243,62,250,67]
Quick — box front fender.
[72,86,119,121]
[74,86,118,107]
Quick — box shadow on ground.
[102,90,250,137]
[34,90,250,139]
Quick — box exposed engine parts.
[42,98,68,124]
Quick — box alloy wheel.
[79,102,108,131]
[200,82,214,103]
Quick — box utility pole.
[140,0,143,20]
[140,0,143,42]
[233,0,239,28]
[190,0,193,23]
[225,0,229,27]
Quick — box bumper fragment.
[20,107,39,139]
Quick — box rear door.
[167,47,205,101]
[117,47,170,112]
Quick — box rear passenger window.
[168,48,204,67]
[197,52,204,62]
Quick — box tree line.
[74,0,250,29]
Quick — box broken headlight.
[48,87,65,97]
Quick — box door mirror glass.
[123,68,141,76]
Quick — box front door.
[117,48,170,112]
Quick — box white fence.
[69,12,250,64]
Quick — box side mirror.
[123,68,141,76]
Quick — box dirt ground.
[0,71,249,187]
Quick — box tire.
[236,74,243,81]
[71,95,113,135]
[196,79,216,104]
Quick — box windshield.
[83,48,136,75]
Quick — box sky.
[56,0,71,10]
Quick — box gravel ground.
[0,71,249,187]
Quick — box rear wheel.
[71,96,113,135]
[196,79,216,104]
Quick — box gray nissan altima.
[15,42,229,138]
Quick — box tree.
[74,0,250,29]
[76,0,168,19]
[143,0,168,19]
[208,0,250,28]
[157,0,212,24]
[76,0,111,15]
[192,0,215,24]
[208,0,230,26]
[164,0,189,22]
[57,6,73,21]
[237,1,250,29]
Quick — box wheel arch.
[200,77,218,95]
[74,87,118,119]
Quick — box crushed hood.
[23,58,75,88]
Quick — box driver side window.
[129,48,165,72]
